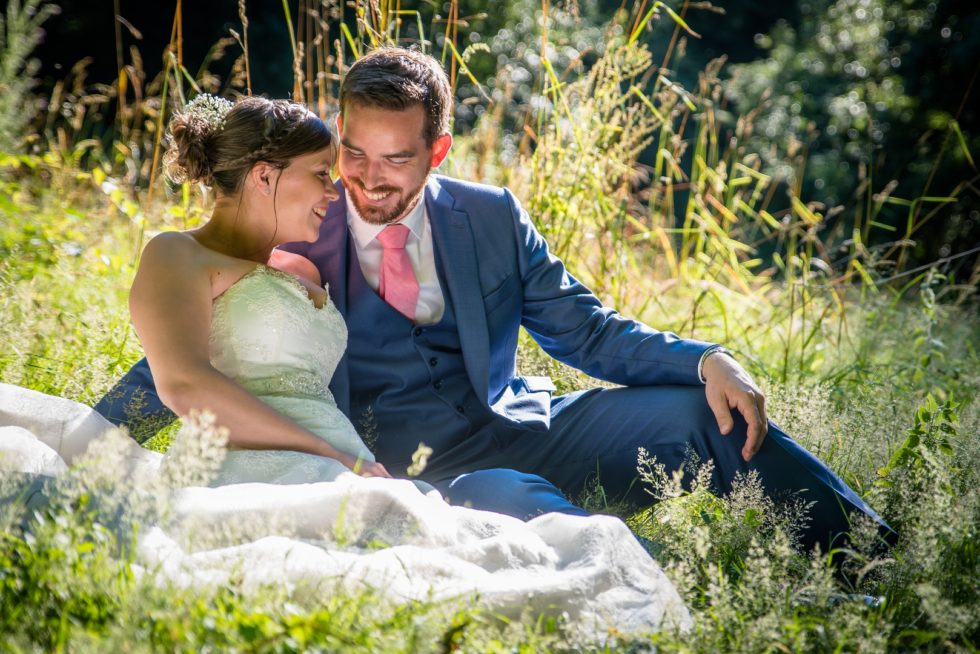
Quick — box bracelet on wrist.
[698,346,732,383]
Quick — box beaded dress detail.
[202,264,375,485]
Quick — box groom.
[97,47,893,554]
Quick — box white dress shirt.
[346,194,446,324]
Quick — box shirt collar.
[346,189,427,248]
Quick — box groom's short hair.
[340,47,452,146]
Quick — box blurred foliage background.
[16,0,979,277]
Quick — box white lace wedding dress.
[204,264,375,485]
[0,265,691,638]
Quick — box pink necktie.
[376,224,419,321]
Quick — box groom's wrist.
[698,346,732,384]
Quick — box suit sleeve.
[509,189,715,386]
[93,357,177,443]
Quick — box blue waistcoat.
[344,239,500,475]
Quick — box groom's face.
[338,103,450,225]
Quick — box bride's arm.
[129,234,385,475]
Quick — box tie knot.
[377,223,410,249]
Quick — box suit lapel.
[316,185,351,412]
[317,185,350,315]
[426,178,491,403]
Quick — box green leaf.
[629,2,701,46]
[949,119,976,169]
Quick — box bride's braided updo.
[164,96,334,195]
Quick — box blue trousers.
[431,386,895,554]
[95,364,895,554]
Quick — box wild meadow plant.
[619,393,979,653]
[1,0,978,650]
[1,417,560,653]
[0,153,137,405]
[0,0,60,152]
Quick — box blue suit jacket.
[283,175,714,432]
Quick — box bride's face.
[269,146,339,242]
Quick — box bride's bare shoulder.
[130,233,213,307]
[141,231,206,264]
[138,232,257,298]
[133,232,221,294]
[140,231,235,273]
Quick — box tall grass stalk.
[0,0,59,151]
[467,3,975,390]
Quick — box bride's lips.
[312,206,327,220]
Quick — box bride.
[0,94,690,637]
[135,94,389,484]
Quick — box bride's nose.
[323,182,339,201]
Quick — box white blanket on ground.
[0,383,691,638]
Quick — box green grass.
[1,0,979,650]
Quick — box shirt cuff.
[697,346,730,384]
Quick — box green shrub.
[0,0,59,152]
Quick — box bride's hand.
[356,461,392,478]
[344,457,391,478]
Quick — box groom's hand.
[702,352,768,462]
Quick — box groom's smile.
[362,187,394,202]
[337,103,452,225]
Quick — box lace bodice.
[209,265,346,403]
[204,264,374,484]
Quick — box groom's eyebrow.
[340,138,360,151]
[340,138,415,159]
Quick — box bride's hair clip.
[184,94,234,133]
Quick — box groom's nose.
[361,159,385,188]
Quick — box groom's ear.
[429,133,452,168]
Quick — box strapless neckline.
[217,264,327,312]
[202,255,372,483]
[207,259,347,398]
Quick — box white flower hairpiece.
[185,93,233,132]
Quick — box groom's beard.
[342,172,429,225]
